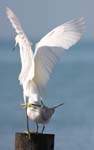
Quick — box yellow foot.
[24,131,31,139]
[24,131,37,134]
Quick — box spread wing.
[6,7,24,34]
[6,7,34,85]
[33,17,85,95]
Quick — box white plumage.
[6,7,85,104]
[6,8,85,132]
[6,7,85,133]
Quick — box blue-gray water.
[0,40,94,150]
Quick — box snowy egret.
[6,7,85,133]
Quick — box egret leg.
[25,97,30,138]
[26,104,30,133]
[36,123,39,133]
[41,125,45,133]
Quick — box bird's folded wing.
[33,17,85,95]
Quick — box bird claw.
[24,131,31,139]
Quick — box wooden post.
[15,132,55,150]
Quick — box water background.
[0,40,94,150]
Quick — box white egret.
[6,7,85,133]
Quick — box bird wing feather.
[6,7,34,85]
[6,9,85,98]
[6,7,24,34]
[33,17,85,96]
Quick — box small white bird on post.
[22,100,64,133]
[6,7,85,134]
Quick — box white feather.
[6,7,85,101]
[6,7,24,34]
[6,7,34,86]
[35,17,85,49]
[33,17,85,95]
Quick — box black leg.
[25,97,30,138]
[36,123,39,133]
[26,105,30,133]
[41,125,45,133]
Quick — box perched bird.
[6,7,85,133]
[22,100,64,133]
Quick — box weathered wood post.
[15,132,55,150]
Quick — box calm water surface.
[0,40,94,150]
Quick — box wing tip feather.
[6,7,12,16]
